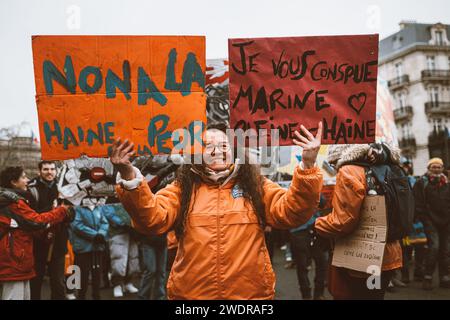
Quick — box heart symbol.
[348,93,367,115]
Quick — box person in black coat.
[413,158,450,290]
[28,161,69,300]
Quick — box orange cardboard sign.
[32,36,206,160]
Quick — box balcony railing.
[393,106,413,123]
[387,75,410,90]
[421,69,450,83]
[425,101,450,116]
[399,137,417,154]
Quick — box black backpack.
[362,164,415,241]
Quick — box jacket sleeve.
[71,208,99,240]
[263,165,323,229]
[103,205,125,228]
[27,184,39,211]
[314,165,366,238]
[116,180,181,235]
[8,200,67,225]
[98,210,109,240]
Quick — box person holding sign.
[111,122,323,299]
[315,144,405,300]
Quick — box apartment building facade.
[379,22,450,175]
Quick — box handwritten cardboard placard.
[351,195,387,242]
[332,195,387,275]
[332,239,385,275]
[228,35,379,145]
[32,36,206,160]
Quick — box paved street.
[40,247,450,300]
[273,248,450,300]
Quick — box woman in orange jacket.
[111,122,323,300]
[315,144,403,300]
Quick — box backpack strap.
[369,165,390,185]
[28,185,39,204]
[0,189,22,203]
[364,166,376,193]
[343,162,383,194]
[419,175,430,210]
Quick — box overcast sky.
[1,0,449,137]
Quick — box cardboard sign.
[332,195,387,275]
[32,36,206,160]
[228,35,379,145]
[350,195,387,242]
[332,240,386,275]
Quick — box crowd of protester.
[0,123,449,300]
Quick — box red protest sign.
[228,35,379,145]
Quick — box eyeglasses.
[204,143,231,153]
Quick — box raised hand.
[110,138,136,180]
[293,122,322,169]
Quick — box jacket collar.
[0,188,36,210]
[38,177,56,189]
[426,172,448,185]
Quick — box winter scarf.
[190,159,241,187]
[427,173,448,188]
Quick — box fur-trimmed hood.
[327,143,401,170]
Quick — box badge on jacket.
[231,185,244,199]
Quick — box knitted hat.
[428,157,444,168]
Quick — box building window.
[429,87,440,105]
[395,62,403,78]
[393,36,403,50]
[401,123,413,138]
[436,31,444,46]
[397,92,407,108]
[430,25,449,46]
[427,56,436,70]
[432,119,444,132]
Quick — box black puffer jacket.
[413,174,450,226]
[28,177,69,257]
[28,177,58,213]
